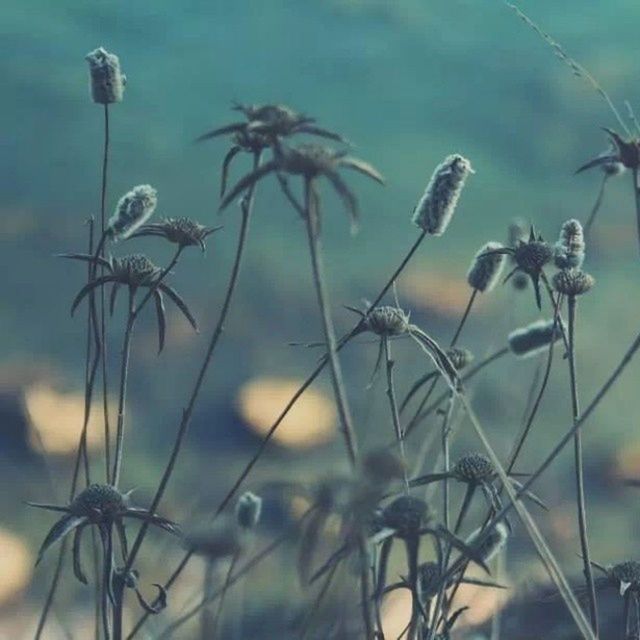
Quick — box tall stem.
[568,295,598,635]
[584,173,608,239]
[633,167,640,257]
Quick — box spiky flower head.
[111,254,160,287]
[610,561,640,595]
[412,154,473,235]
[554,219,585,269]
[446,347,474,371]
[381,496,430,539]
[107,185,158,241]
[363,306,410,337]
[508,318,565,358]
[130,217,218,252]
[466,522,509,563]
[85,47,126,104]
[70,484,127,520]
[452,453,495,484]
[513,228,553,276]
[235,491,262,529]
[552,269,594,297]
[467,241,506,292]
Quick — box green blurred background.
[2,0,640,637]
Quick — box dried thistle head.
[508,318,564,358]
[512,228,553,276]
[69,483,128,520]
[412,154,474,236]
[111,254,161,287]
[418,561,442,599]
[554,219,585,269]
[452,453,495,484]
[380,496,430,539]
[363,305,411,337]
[129,217,219,252]
[85,47,126,104]
[608,561,640,596]
[467,241,506,293]
[107,185,158,241]
[466,521,509,563]
[235,491,262,530]
[552,269,594,297]
[446,347,474,371]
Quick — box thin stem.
[383,335,409,492]
[441,393,454,533]
[450,288,477,347]
[210,552,240,640]
[568,295,598,635]
[584,172,608,239]
[201,561,216,640]
[633,167,640,257]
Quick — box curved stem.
[584,172,608,239]
[568,295,598,635]
[450,288,477,347]
[633,167,640,257]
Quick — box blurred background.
[2,0,640,637]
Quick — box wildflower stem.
[567,295,599,635]
[584,173,608,239]
[633,167,640,256]
[210,552,240,640]
[450,288,477,347]
[383,335,409,492]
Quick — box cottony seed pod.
[235,491,262,529]
[554,219,585,269]
[467,241,506,292]
[452,453,495,483]
[107,185,158,240]
[466,522,509,563]
[552,269,594,297]
[412,154,474,236]
[85,47,125,104]
[508,318,565,358]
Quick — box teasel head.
[184,517,244,560]
[235,491,262,530]
[554,219,585,269]
[452,453,496,484]
[467,241,506,293]
[85,47,126,104]
[446,347,474,371]
[128,217,220,252]
[361,305,411,337]
[466,521,509,564]
[220,142,384,232]
[412,154,474,236]
[552,269,595,297]
[577,129,640,173]
[107,185,158,241]
[508,318,565,358]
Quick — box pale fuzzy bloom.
[467,241,506,292]
[235,491,262,529]
[85,47,126,104]
[412,154,474,235]
[107,185,158,240]
[554,218,585,269]
[466,522,509,563]
[508,318,565,358]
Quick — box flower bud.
[107,185,158,240]
[85,47,126,104]
[467,242,506,292]
[466,522,509,563]
[508,318,564,358]
[235,491,262,529]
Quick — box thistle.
[360,305,411,337]
[467,241,506,293]
[129,217,220,252]
[552,269,595,297]
[107,185,158,241]
[412,154,474,235]
[554,219,585,269]
[85,47,126,104]
[508,318,565,358]
[235,491,262,530]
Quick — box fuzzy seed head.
[453,453,495,483]
[446,347,474,371]
[85,47,125,104]
[467,242,506,292]
[554,219,585,269]
[111,254,160,287]
[552,269,594,297]
[381,496,430,539]
[508,318,565,358]
[466,522,509,563]
[412,154,473,236]
[513,239,553,276]
[70,484,126,520]
[235,491,262,529]
[108,185,158,240]
[364,306,410,337]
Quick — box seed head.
[446,347,474,371]
[69,484,127,520]
[610,561,640,595]
[508,318,565,358]
[513,235,553,276]
[467,242,506,292]
[466,522,509,563]
[412,154,474,236]
[452,453,495,483]
[132,217,217,251]
[108,185,158,240]
[418,562,441,599]
[381,496,430,539]
[552,269,594,297]
[85,47,126,104]
[363,306,410,337]
[554,219,585,269]
[111,254,160,287]
[235,491,262,529]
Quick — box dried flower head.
[185,518,243,559]
[452,453,496,484]
[107,185,158,241]
[554,219,585,269]
[110,254,161,287]
[363,305,411,336]
[235,491,262,529]
[412,154,474,235]
[577,129,640,173]
[552,269,595,297]
[467,241,506,292]
[85,47,126,104]
[380,496,430,539]
[446,347,474,371]
[129,217,220,252]
[418,561,442,599]
[466,522,509,563]
[508,318,564,358]
[609,561,640,596]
